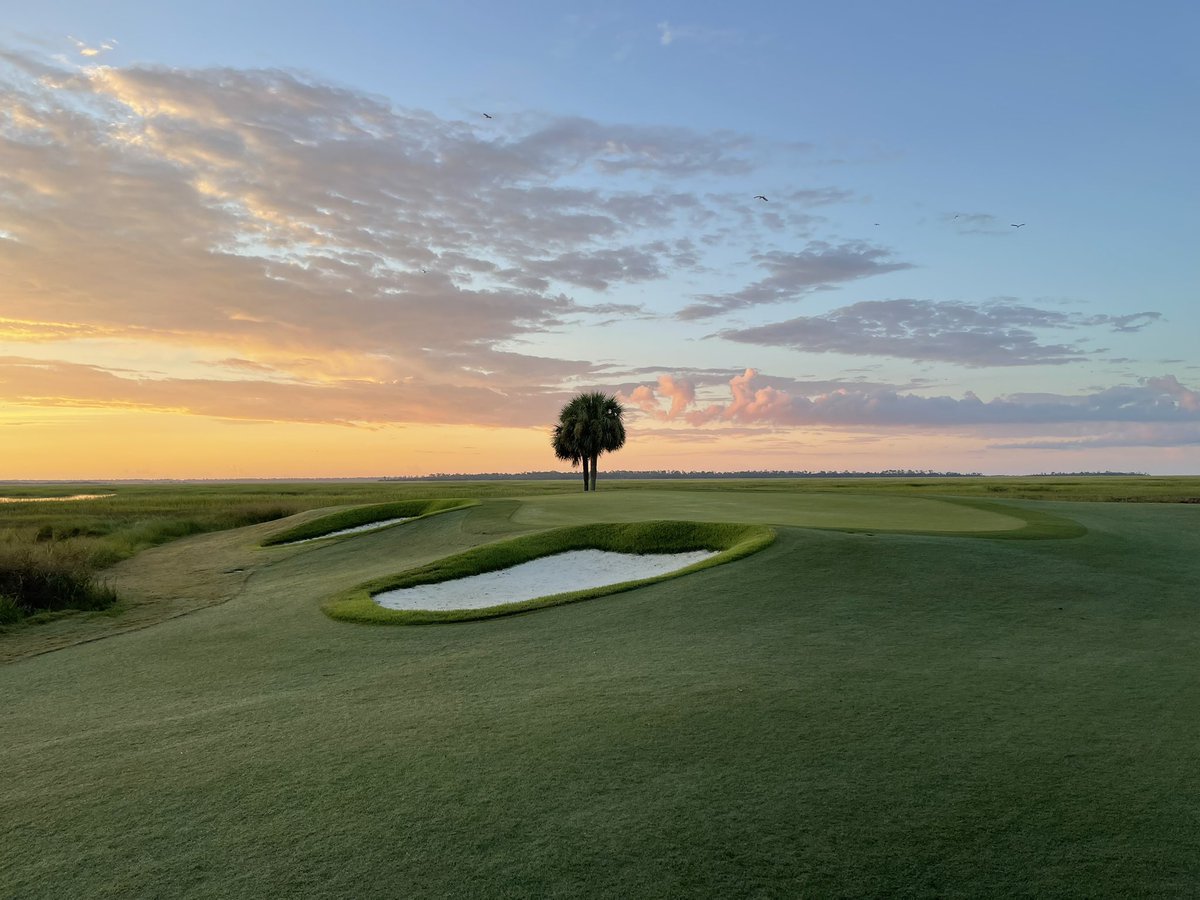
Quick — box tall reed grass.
[0,542,118,625]
[0,495,297,627]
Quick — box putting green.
[511,490,1026,532]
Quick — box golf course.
[2,478,1199,897]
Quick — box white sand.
[374,548,718,611]
[291,517,413,543]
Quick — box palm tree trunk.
[581,456,590,492]
[590,453,599,491]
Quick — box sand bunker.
[374,548,718,611]
[291,517,413,543]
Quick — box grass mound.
[934,497,1087,539]
[324,520,775,625]
[262,499,475,546]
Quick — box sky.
[1,0,1197,478]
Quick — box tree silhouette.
[552,392,626,491]
[551,420,589,492]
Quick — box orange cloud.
[0,356,569,428]
[619,374,697,421]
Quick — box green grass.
[326,520,775,624]
[510,489,1042,534]
[931,496,1089,539]
[260,498,475,546]
[1,481,1199,896]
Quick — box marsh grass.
[0,542,118,625]
[325,519,776,624]
[0,487,343,625]
[0,500,296,622]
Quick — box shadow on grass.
[915,497,1086,540]
[807,496,1087,541]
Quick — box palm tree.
[551,420,589,492]
[553,391,626,492]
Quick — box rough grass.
[0,484,499,631]
[0,495,295,629]
[324,520,776,624]
[0,542,119,628]
[261,498,475,546]
[0,491,301,568]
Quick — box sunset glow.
[2,3,1197,477]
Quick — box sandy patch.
[291,517,413,543]
[374,548,718,611]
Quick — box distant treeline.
[383,469,1153,482]
[1028,471,1147,477]
[384,469,987,481]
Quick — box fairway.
[4,5,1197,896]
[510,489,1027,532]
[2,483,1199,897]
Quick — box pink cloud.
[1145,375,1200,413]
[625,368,1200,431]
[625,384,661,416]
[676,369,791,426]
[620,374,698,421]
[658,374,695,418]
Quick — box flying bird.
[482,113,493,119]
[754,195,768,201]
[1011,223,1025,228]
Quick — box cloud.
[0,45,1184,454]
[522,246,667,290]
[505,116,754,177]
[604,364,930,396]
[0,355,569,428]
[619,374,696,420]
[991,423,1200,450]
[201,357,282,374]
[68,37,117,58]
[656,21,742,48]
[946,212,1007,235]
[617,368,1200,430]
[716,299,1161,366]
[781,188,853,207]
[677,243,911,320]
[0,47,816,426]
